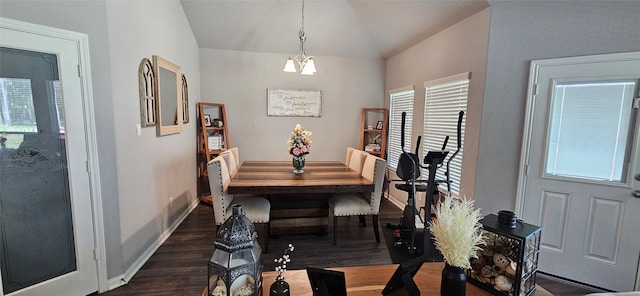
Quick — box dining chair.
[346,146,358,165]
[207,155,270,252]
[228,147,240,167]
[218,149,238,177]
[329,154,386,245]
[348,150,368,174]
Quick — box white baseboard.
[106,199,200,291]
[385,192,405,210]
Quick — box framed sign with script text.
[267,89,322,117]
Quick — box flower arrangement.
[428,195,485,269]
[287,124,312,157]
[274,244,295,281]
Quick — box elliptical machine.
[387,111,464,261]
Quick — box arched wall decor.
[182,74,189,124]
[138,58,156,127]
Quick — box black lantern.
[467,211,541,296]
[208,204,263,296]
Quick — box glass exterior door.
[0,21,98,295]
[0,47,76,294]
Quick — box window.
[387,86,415,168]
[0,78,38,149]
[49,80,65,134]
[546,80,637,182]
[0,78,64,149]
[422,73,470,195]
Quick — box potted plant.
[428,195,485,296]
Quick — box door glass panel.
[545,80,637,183]
[0,47,76,294]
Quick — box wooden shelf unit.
[197,102,230,204]
[360,107,388,159]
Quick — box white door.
[0,22,99,295]
[519,52,640,292]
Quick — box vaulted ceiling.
[180,0,489,59]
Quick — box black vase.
[441,263,466,296]
[270,279,290,296]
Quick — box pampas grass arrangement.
[429,195,485,269]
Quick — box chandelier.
[283,0,316,75]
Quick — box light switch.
[136,123,142,136]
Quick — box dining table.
[228,160,373,195]
[228,161,374,235]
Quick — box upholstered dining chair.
[329,153,386,245]
[207,155,270,252]
[218,149,238,177]
[348,150,368,174]
[228,147,240,167]
[346,146,358,166]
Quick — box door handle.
[635,174,640,182]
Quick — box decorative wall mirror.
[153,55,183,136]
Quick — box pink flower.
[288,124,312,156]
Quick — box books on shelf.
[365,144,381,152]
[208,135,222,150]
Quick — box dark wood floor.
[97,198,597,295]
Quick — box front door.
[520,52,640,291]
[0,21,99,295]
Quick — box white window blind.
[387,87,415,169]
[422,73,470,195]
[546,81,636,182]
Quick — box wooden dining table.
[228,161,374,235]
[228,161,373,195]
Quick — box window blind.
[422,73,470,195]
[387,87,415,169]
[546,81,636,182]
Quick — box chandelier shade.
[284,0,316,75]
[301,58,316,75]
[283,58,297,72]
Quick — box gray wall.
[104,0,200,278]
[385,8,491,208]
[199,49,386,162]
[1,0,200,281]
[475,1,640,215]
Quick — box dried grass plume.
[429,195,485,268]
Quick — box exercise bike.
[387,111,464,261]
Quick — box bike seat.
[395,183,428,192]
